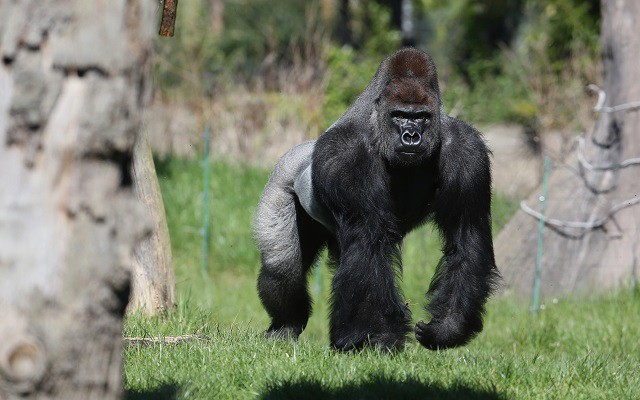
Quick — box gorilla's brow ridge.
[384,78,434,106]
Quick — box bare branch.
[520,197,640,232]
[587,84,640,113]
[577,136,640,172]
[159,0,179,37]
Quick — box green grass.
[124,158,640,399]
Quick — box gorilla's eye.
[417,112,432,122]
[391,112,431,127]
[392,109,431,118]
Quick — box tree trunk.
[338,0,353,46]
[128,137,175,315]
[0,1,155,398]
[400,0,415,47]
[210,0,224,36]
[495,0,640,299]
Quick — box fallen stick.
[123,334,209,346]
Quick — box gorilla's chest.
[389,166,438,232]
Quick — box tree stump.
[0,1,155,398]
[129,137,176,315]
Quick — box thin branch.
[159,0,179,37]
[572,84,640,192]
[577,164,616,194]
[520,197,640,232]
[587,84,640,114]
[123,334,208,346]
[577,136,640,172]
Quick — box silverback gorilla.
[254,48,497,351]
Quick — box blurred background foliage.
[152,0,601,163]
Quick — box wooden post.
[160,0,179,37]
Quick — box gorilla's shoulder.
[438,115,491,183]
[440,115,489,157]
[269,140,316,185]
[314,124,366,160]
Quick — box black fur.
[255,48,497,351]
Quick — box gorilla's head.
[371,49,442,167]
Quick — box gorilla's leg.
[256,192,327,340]
[257,200,327,339]
[310,142,412,351]
[255,141,328,339]
[328,227,412,352]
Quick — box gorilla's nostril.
[401,132,412,145]
[402,131,422,146]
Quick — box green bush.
[154,0,328,97]
[218,0,326,85]
[524,0,600,71]
[321,46,380,128]
[424,0,600,127]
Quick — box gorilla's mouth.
[398,149,424,155]
[396,148,427,160]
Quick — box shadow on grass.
[261,376,504,400]
[125,384,181,400]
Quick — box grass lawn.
[124,158,640,399]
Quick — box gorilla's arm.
[294,163,335,233]
[312,129,412,350]
[416,117,498,349]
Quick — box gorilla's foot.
[415,318,480,350]
[265,323,305,341]
[332,330,408,352]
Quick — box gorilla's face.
[375,79,441,167]
[389,104,439,162]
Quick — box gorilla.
[254,48,497,351]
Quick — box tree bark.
[0,1,155,398]
[159,0,179,37]
[495,0,640,299]
[128,137,175,315]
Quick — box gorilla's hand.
[415,317,481,350]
